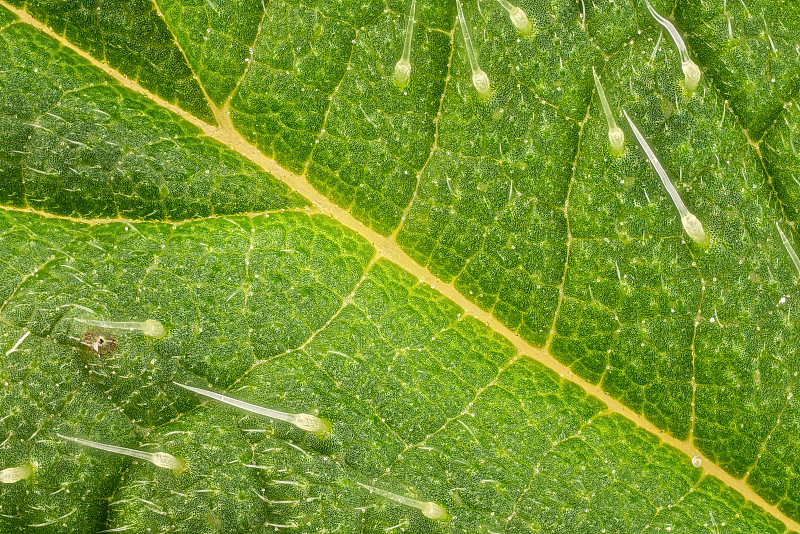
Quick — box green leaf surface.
[1,0,800,532]
[3,0,216,124]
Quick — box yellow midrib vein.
[2,3,798,531]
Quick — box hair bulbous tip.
[592,67,624,156]
[0,462,36,484]
[173,382,334,438]
[472,70,492,100]
[57,434,186,475]
[394,0,416,91]
[496,0,532,35]
[608,127,625,156]
[681,213,710,249]
[421,501,449,521]
[645,0,700,95]
[74,318,166,339]
[507,6,532,36]
[624,110,710,248]
[151,452,189,474]
[682,61,701,93]
[357,482,449,521]
[294,413,333,439]
[142,319,166,339]
[394,60,411,90]
[456,0,491,100]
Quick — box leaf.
[1,0,799,532]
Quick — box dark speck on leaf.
[81,331,117,355]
